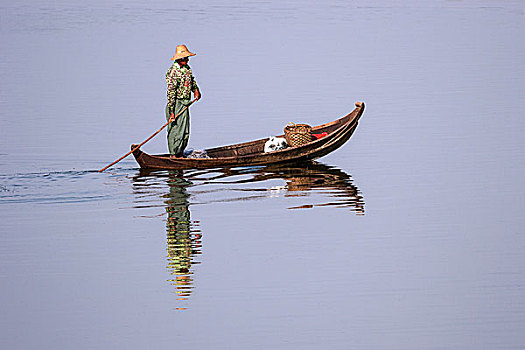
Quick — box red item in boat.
[312,132,328,140]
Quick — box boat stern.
[131,144,147,168]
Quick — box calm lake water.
[1,1,524,349]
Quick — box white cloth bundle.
[264,137,288,152]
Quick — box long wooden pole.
[99,99,197,172]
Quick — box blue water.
[1,1,524,349]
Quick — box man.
[166,44,201,157]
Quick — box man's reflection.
[164,172,202,308]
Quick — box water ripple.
[0,169,126,205]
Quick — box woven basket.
[284,123,312,147]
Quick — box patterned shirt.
[166,63,199,105]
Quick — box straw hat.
[170,44,196,61]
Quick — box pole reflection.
[131,161,364,310]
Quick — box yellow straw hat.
[170,44,196,61]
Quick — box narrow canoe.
[132,101,365,170]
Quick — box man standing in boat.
[166,44,201,157]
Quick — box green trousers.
[166,99,191,156]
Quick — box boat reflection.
[183,162,365,214]
[131,161,364,309]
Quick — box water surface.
[1,1,524,349]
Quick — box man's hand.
[168,112,175,123]
[194,89,201,100]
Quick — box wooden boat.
[131,101,365,170]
